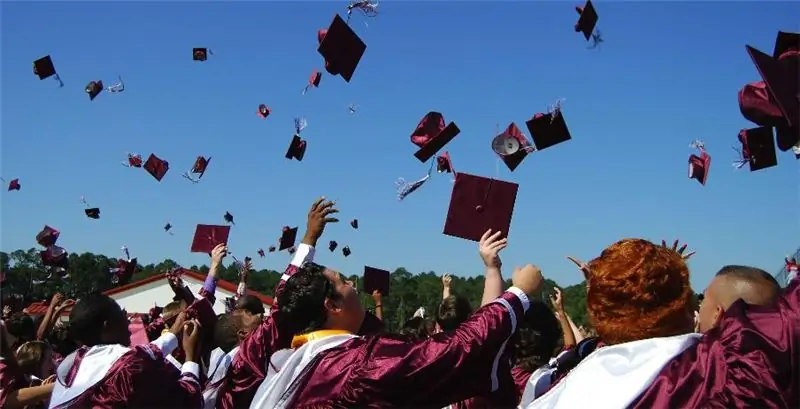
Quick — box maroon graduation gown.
[631,275,800,408]
[0,357,28,408]
[281,290,527,408]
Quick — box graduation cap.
[33,55,64,87]
[688,141,711,186]
[112,258,138,285]
[329,240,338,252]
[257,248,265,257]
[285,135,307,161]
[525,110,572,151]
[410,112,461,163]
[288,247,297,254]
[36,225,60,248]
[747,45,798,130]
[443,172,519,242]
[7,178,20,191]
[268,245,276,252]
[737,127,778,172]
[492,123,532,172]
[190,224,231,254]
[85,208,100,219]
[303,71,322,95]
[350,219,359,229]
[122,153,143,168]
[257,104,271,119]
[183,156,211,183]
[193,48,210,61]
[363,266,390,296]
[279,226,298,251]
[144,154,169,181]
[164,222,173,234]
[342,246,351,257]
[224,211,235,225]
[40,245,69,269]
[85,80,103,100]
[436,152,454,173]
[574,0,599,41]
[317,14,367,82]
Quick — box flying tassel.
[121,245,131,261]
[731,146,749,169]
[395,160,434,201]
[106,76,124,93]
[346,0,379,25]
[547,98,566,124]
[689,140,706,152]
[295,117,308,135]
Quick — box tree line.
[1,248,602,329]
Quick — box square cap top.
[443,172,519,242]
[363,266,390,296]
[190,224,231,253]
[575,0,599,41]
[317,14,367,83]
[747,45,798,129]
[773,31,799,59]
[33,56,57,80]
[85,208,100,219]
[279,226,298,251]
[285,135,307,161]
[191,156,211,178]
[740,127,778,172]
[411,112,461,163]
[40,245,68,268]
[526,112,572,151]
[688,151,710,186]
[144,153,169,181]
[193,48,208,61]
[36,225,60,248]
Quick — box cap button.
[475,205,484,212]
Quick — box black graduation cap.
[317,14,367,83]
[33,56,57,80]
[329,240,338,252]
[193,48,209,61]
[526,112,572,151]
[224,212,235,225]
[285,135,307,161]
[575,0,599,41]
[279,226,298,251]
[740,127,778,172]
[85,208,100,219]
[342,246,351,257]
[85,80,103,101]
[350,219,359,229]
[363,266,390,296]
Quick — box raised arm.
[550,288,577,349]
[198,244,228,304]
[479,230,507,307]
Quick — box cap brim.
[414,122,460,163]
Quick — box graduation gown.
[47,332,202,409]
[521,275,800,409]
[216,243,384,409]
[249,288,531,409]
[0,356,28,408]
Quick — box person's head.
[5,314,36,347]
[213,313,242,352]
[231,295,265,332]
[278,262,364,335]
[514,301,562,372]
[16,341,54,379]
[586,238,694,345]
[436,295,472,332]
[697,265,780,333]
[399,316,435,340]
[48,323,78,357]
[162,300,187,325]
[68,294,131,347]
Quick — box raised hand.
[550,287,565,312]
[182,319,203,361]
[304,197,339,246]
[441,273,452,288]
[511,264,544,298]
[566,256,591,278]
[210,243,228,267]
[661,239,696,260]
[478,229,508,269]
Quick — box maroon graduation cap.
[113,258,138,285]
[257,104,272,119]
[443,172,519,242]
[85,80,103,101]
[687,141,711,186]
[350,219,359,229]
[329,240,338,252]
[7,178,20,191]
[526,110,572,151]
[123,153,143,168]
[317,14,367,82]
[193,48,210,62]
[144,154,169,181]
[492,123,532,172]
[36,225,60,247]
[410,112,461,163]
[279,226,298,251]
[184,156,211,183]
[574,0,599,41]
[436,152,454,173]
[285,135,307,161]
[190,224,231,254]
[257,248,266,257]
[363,266,390,296]
[342,245,351,257]
[737,127,778,172]
[303,71,322,95]
[40,245,69,269]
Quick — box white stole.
[48,345,132,409]
[202,346,240,409]
[249,334,358,409]
[521,333,701,409]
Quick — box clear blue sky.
[2,2,798,290]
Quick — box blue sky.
[1,2,798,290]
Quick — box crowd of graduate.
[0,197,797,409]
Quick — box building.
[24,269,273,318]
[775,246,800,287]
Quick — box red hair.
[586,239,693,345]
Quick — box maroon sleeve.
[0,359,24,408]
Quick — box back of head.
[437,295,472,332]
[235,295,265,316]
[587,238,693,345]
[162,300,184,319]
[16,340,50,376]
[713,265,780,308]
[69,293,121,346]
[514,300,561,372]
[277,262,341,335]
[214,313,240,353]
[6,314,35,343]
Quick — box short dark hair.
[16,341,50,376]
[715,265,780,306]
[277,263,342,335]
[513,301,561,372]
[235,295,265,315]
[214,313,240,353]
[436,295,472,332]
[69,294,120,346]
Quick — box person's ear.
[711,305,724,328]
[324,297,343,313]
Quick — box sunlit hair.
[16,340,51,377]
[586,238,693,345]
[437,295,472,332]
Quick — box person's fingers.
[487,230,503,243]
[322,217,339,224]
[480,229,493,243]
[318,200,335,211]
[672,240,679,252]
[566,256,584,268]
[661,240,667,247]
[321,208,339,217]
[677,244,688,254]
[310,197,325,213]
[683,251,696,260]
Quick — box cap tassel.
[121,245,131,262]
[348,104,358,114]
[294,117,308,135]
[54,74,64,88]
[547,98,566,123]
[106,75,124,93]
[395,161,434,201]
[346,0,379,26]
[588,30,604,49]
[731,146,749,169]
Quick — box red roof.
[23,269,273,316]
